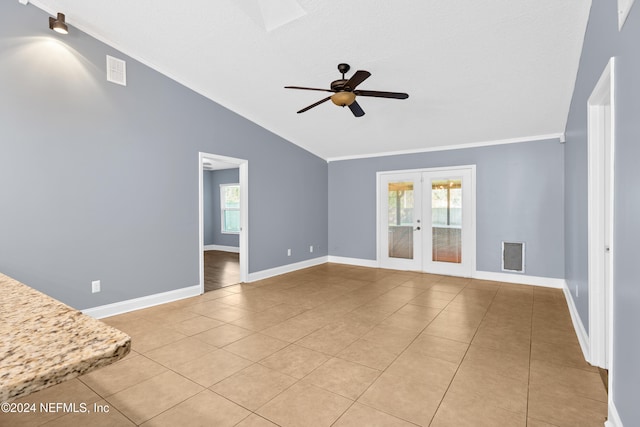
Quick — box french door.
[379,166,475,277]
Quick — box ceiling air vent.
[502,241,525,273]
[106,55,126,86]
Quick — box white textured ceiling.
[26,0,591,160]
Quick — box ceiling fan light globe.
[53,23,68,34]
[331,91,356,107]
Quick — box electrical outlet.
[287,249,291,256]
[92,280,101,293]
[309,245,313,253]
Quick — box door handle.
[414,227,421,231]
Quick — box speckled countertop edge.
[0,273,131,402]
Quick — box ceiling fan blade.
[285,86,335,93]
[344,70,371,90]
[297,96,332,113]
[348,101,365,117]
[354,90,409,99]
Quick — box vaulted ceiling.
[26,0,591,160]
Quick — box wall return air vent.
[106,55,126,86]
[502,241,525,273]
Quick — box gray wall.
[0,2,328,309]
[564,0,640,424]
[203,169,240,248]
[328,139,565,279]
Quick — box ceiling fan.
[285,63,409,117]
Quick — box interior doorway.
[377,165,476,277]
[587,57,615,371]
[198,152,248,293]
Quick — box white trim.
[199,153,248,292]
[247,256,328,282]
[563,282,590,363]
[606,398,624,427]
[321,257,566,289]
[82,285,201,319]
[204,245,240,253]
[473,270,565,289]
[327,256,379,268]
[327,133,565,162]
[26,0,566,165]
[18,0,30,5]
[587,57,615,369]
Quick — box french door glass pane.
[388,182,414,259]
[432,178,462,263]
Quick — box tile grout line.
[251,273,409,425]
[217,274,424,426]
[103,272,532,425]
[325,275,448,427]
[424,280,502,425]
[337,276,478,426]
[525,289,536,427]
[15,268,603,426]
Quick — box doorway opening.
[199,152,248,293]
[587,57,615,372]
[377,165,476,277]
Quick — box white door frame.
[377,165,476,276]
[587,57,615,373]
[198,152,249,293]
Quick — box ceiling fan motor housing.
[331,79,348,91]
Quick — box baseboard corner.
[605,397,624,427]
[562,282,590,363]
[327,255,379,268]
[473,270,565,288]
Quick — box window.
[220,183,240,234]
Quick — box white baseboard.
[323,258,566,288]
[473,270,565,288]
[606,398,624,427]
[327,256,379,268]
[247,256,328,282]
[204,245,240,253]
[562,282,590,363]
[82,285,201,319]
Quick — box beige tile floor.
[0,264,608,427]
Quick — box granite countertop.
[0,273,131,402]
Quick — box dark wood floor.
[204,250,240,292]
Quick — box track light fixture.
[49,13,68,35]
